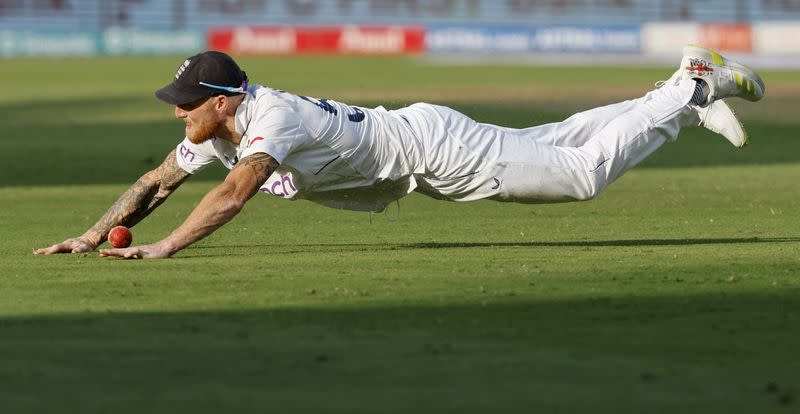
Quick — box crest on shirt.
[247,136,264,148]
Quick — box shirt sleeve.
[239,105,309,163]
[174,138,218,174]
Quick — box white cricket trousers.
[398,78,700,203]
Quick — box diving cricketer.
[35,46,764,259]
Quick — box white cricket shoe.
[697,100,749,148]
[655,53,750,148]
[682,45,765,105]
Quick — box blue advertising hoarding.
[0,29,204,57]
[0,30,98,57]
[427,25,641,54]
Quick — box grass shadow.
[182,236,800,256]
[1,294,798,413]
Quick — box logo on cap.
[175,59,191,80]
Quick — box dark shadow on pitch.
[0,292,798,413]
[405,236,800,249]
[180,236,800,257]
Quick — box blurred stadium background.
[2,0,800,67]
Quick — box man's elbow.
[215,178,259,217]
[227,198,247,215]
[218,185,251,215]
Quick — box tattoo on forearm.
[141,149,190,211]
[156,149,191,190]
[86,149,190,242]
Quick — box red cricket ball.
[108,226,133,248]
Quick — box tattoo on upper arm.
[237,153,279,185]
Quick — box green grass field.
[2,56,800,413]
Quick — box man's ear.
[218,94,243,115]
[213,95,228,112]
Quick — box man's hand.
[99,243,172,260]
[36,152,276,259]
[33,237,96,255]
[33,149,190,256]
[99,153,277,259]
[139,152,278,256]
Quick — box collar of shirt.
[234,84,259,137]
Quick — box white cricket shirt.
[175,84,425,212]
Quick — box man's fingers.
[70,244,92,254]
[100,245,170,260]
[33,245,55,255]
[34,239,94,255]
[34,243,66,255]
[123,249,142,259]
[100,247,143,259]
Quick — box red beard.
[186,119,219,144]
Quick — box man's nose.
[175,106,187,118]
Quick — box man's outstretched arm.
[99,152,278,259]
[34,149,191,254]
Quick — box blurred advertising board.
[698,23,752,53]
[102,28,205,55]
[0,28,204,57]
[426,25,641,54]
[754,22,800,55]
[644,23,755,55]
[208,25,425,55]
[0,30,99,57]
